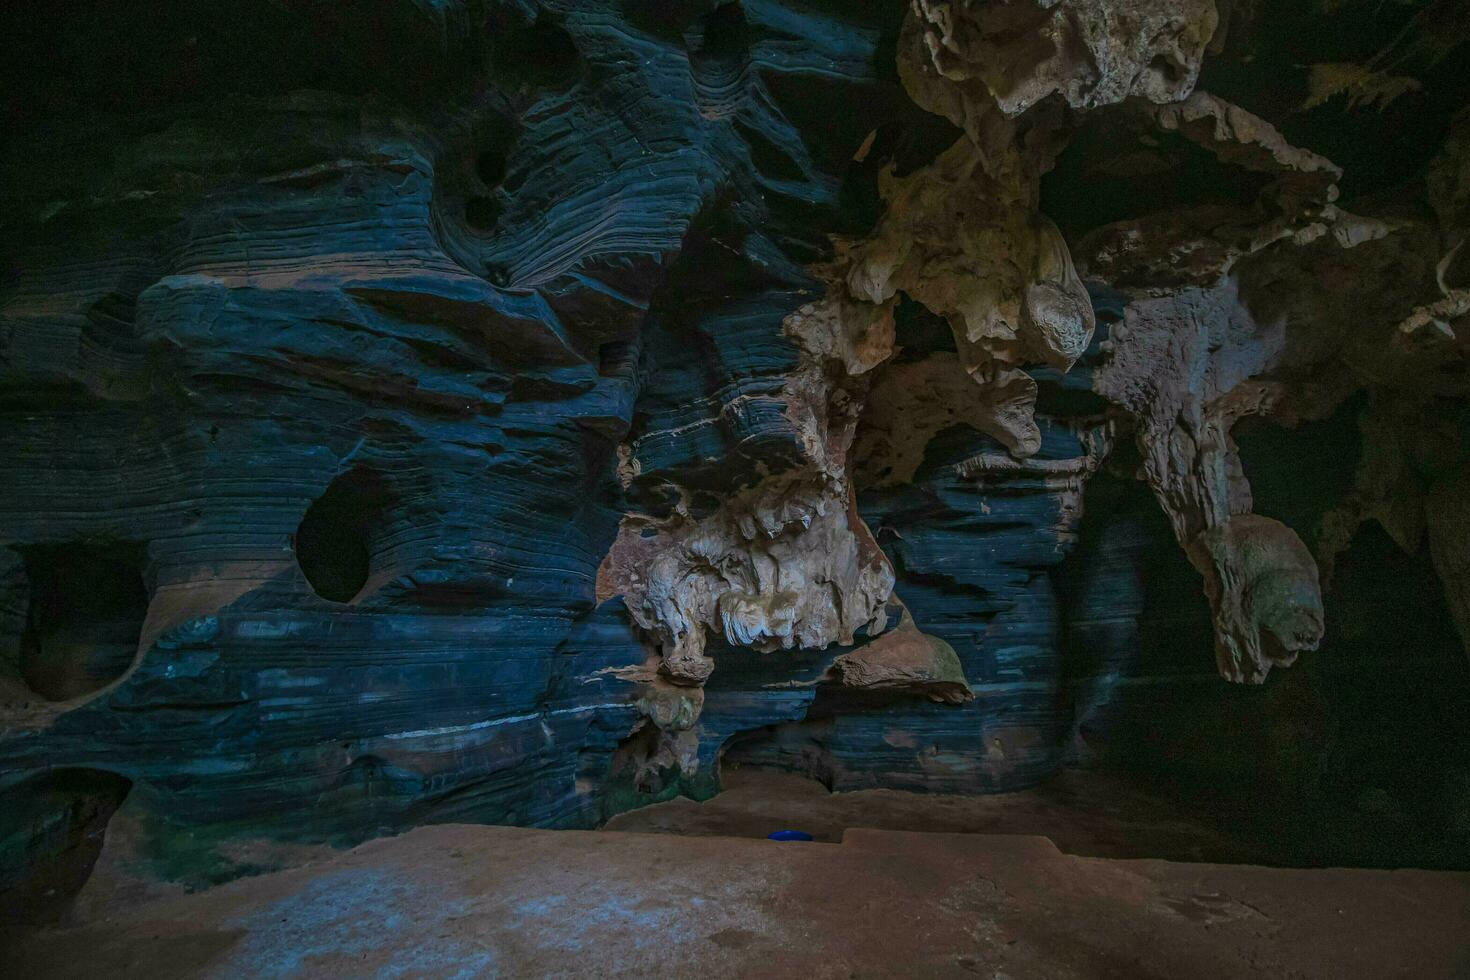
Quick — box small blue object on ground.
[767,830,814,841]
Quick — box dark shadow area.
[610,764,1256,864]
[1198,0,1470,202]
[1233,395,1365,553]
[1043,118,1275,241]
[464,195,503,231]
[18,542,149,702]
[475,115,517,189]
[720,717,838,791]
[294,468,395,603]
[0,769,132,929]
[599,720,714,823]
[1055,459,1470,870]
[694,1,750,62]
[688,462,1470,870]
[1,0,475,133]
[491,15,581,91]
[1054,464,1219,750]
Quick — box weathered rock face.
[3,0,1470,906]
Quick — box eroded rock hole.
[465,195,504,231]
[475,115,517,188]
[476,153,507,187]
[597,339,637,379]
[0,768,132,926]
[18,543,148,702]
[1148,54,1182,86]
[294,468,395,603]
[697,1,749,59]
[688,0,752,112]
[1233,394,1365,552]
[602,722,704,818]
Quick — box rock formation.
[3,0,1469,911]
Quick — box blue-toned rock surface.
[0,1,927,895]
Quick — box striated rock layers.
[3,0,1469,905]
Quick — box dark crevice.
[492,16,581,90]
[597,339,638,379]
[1233,393,1367,554]
[1197,0,1470,201]
[464,195,503,231]
[1055,463,1470,869]
[294,468,396,604]
[0,768,132,927]
[735,119,806,183]
[17,542,149,702]
[1042,121,1276,241]
[474,115,517,189]
[694,2,750,62]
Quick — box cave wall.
[3,0,1470,900]
[0,0,925,889]
[1051,415,1470,869]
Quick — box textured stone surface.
[16,821,1470,980]
[3,0,1470,908]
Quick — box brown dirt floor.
[10,774,1470,979]
[607,766,1263,862]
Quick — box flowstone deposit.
[3,0,1470,914]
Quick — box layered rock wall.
[3,0,1469,900]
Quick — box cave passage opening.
[0,768,133,928]
[16,542,149,702]
[294,467,396,604]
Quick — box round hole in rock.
[1148,54,1182,86]
[465,195,503,231]
[688,0,750,108]
[294,468,394,603]
[18,543,149,702]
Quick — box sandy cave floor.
[606,767,1264,862]
[10,769,1470,979]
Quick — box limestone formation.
[906,0,1218,115]
[599,477,894,691]
[828,603,974,705]
[1193,514,1326,683]
[853,353,1042,487]
[844,140,1095,378]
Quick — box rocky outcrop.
[828,602,974,705]
[906,0,1217,115]
[599,477,894,688]
[0,0,933,893]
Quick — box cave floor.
[607,767,1262,863]
[12,802,1470,979]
